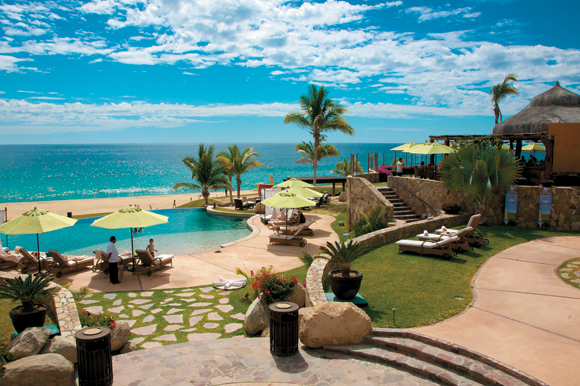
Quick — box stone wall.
[305,257,329,307]
[347,176,394,230]
[355,172,380,184]
[0,271,82,341]
[387,176,580,230]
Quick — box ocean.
[0,143,405,203]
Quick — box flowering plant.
[78,307,116,329]
[377,166,392,175]
[250,267,295,305]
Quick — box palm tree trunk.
[313,133,319,186]
[228,177,233,203]
[236,176,242,198]
[203,189,209,205]
[494,104,500,125]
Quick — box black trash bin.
[76,327,113,386]
[269,301,299,357]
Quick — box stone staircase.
[377,186,421,223]
[323,329,544,386]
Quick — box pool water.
[4,209,251,257]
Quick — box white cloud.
[0,55,31,72]
[17,90,37,93]
[405,6,480,22]
[29,96,65,100]
[182,71,197,75]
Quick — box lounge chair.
[134,249,174,277]
[15,247,53,274]
[234,199,249,211]
[435,214,489,247]
[268,210,298,229]
[273,220,316,236]
[0,252,24,270]
[46,250,94,278]
[417,227,473,252]
[426,165,435,180]
[268,224,308,247]
[414,166,420,178]
[92,249,133,274]
[396,236,459,259]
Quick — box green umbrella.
[0,208,77,274]
[408,142,454,155]
[261,191,314,245]
[275,178,315,189]
[522,143,546,152]
[287,186,323,199]
[91,206,168,271]
[501,144,511,150]
[391,142,418,166]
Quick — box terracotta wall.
[347,176,393,229]
[549,123,580,173]
[387,176,580,230]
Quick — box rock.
[7,327,52,359]
[287,284,306,308]
[254,203,265,214]
[1,353,75,386]
[338,192,347,202]
[40,336,77,364]
[110,320,131,351]
[260,326,270,337]
[244,296,269,335]
[120,341,138,354]
[299,302,371,348]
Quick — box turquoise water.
[0,143,403,203]
[4,209,250,256]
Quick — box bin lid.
[268,302,299,313]
[75,326,111,341]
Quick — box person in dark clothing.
[106,236,121,285]
[298,210,306,224]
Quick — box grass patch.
[73,212,112,219]
[352,226,578,328]
[556,258,580,289]
[177,198,219,208]
[212,207,255,215]
[0,298,58,352]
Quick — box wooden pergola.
[284,176,346,196]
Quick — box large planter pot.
[328,270,363,300]
[9,304,47,333]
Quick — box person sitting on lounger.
[298,210,306,224]
[146,239,157,257]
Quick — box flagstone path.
[112,337,436,386]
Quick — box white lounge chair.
[396,236,459,259]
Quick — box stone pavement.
[112,336,437,386]
[415,236,580,386]
[57,213,338,292]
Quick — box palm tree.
[173,143,231,205]
[331,158,364,177]
[284,85,354,185]
[439,143,522,221]
[490,73,519,125]
[295,141,339,167]
[319,240,368,278]
[216,145,263,198]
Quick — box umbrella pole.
[37,233,41,275]
[131,229,135,272]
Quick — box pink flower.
[250,271,254,276]
[109,322,116,329]
[290,276,298,284]
[263,273,268,278]
[265,290,270,295]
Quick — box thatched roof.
[493,81,580,135]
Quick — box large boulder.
[40,336,77,364]
[245,296,269,335]
[338,192,347,202]
[1,353,75,386]
[7,327,52,359]
[287,284,306,308]
[110,320,131,351]
[299,302,371,348]
[120,341,137,354]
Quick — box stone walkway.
[415,236,580,386]
[112,337,436,386]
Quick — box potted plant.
[441,203,462,214]
[321,240,367,300]
[0,275,57,333]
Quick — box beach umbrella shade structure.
[0,208,77,275]
[90,206,168,273]
[287,186,323,200]
[501,144,511,150]
[391,142,418,166]
[275,178,315,189]
[407,142,454,155]
[261,191,314,245]
[521,143,546,152]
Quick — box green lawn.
[556,258,580,290]
[177,198,219,208]
[212,207,255,215]
[352,226,578,328]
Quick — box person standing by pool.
[396,158,404,176]
[107,236,121,285]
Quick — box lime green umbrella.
[501,144,511,150]
[408,142,454,155]
[391,142,418,166]
[287,186,323,199]
[275,178,314,189]
[522,143,546,152]
[0,208,77,274]
[91,206,168,269]
[261,191,314,244]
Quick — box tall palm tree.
[173,143,231,205]
[284,85,354,185]
[490,73,519,125]
[295,141,339,167]
[330,158,364,177]
[439,143,522,221]
[217,145,263,198]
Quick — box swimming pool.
[4,209,251,257]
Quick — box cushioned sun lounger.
[15,247,53,274]
[417,226,473,252]
[47,249,94,278]
[274,220,316,236]
[435,214,489,247]
[268,224,308,247]
[134,249,174,277]
[92,249,133,274]
[396,236,459,259]
[0,252,23,270]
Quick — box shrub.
[236,266,272,302]
[320,240,368,278]
[78,307,116,330]
[252,270,295,305]
[441,203,462,214]
[352,205,386,237]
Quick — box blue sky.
[0,0,579,144]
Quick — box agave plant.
[352,205,386,237]
[439,143,522,220]
[319,240,367,278]
[0,275,57,313]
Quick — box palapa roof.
[493,81,580,135]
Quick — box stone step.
[391,202,406,207]
[394,210,415,216]
[367,336,529,386]
[394,214,421,220]
[324,344,484,386]
[405,218,422,223]
[376,187,393,192]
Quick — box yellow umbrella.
[275,178,314,189]
[91,206,168,271]
[501,144,511,150]
[0,208,77,274]
[391,142,419,166]
[408,142,454,155]
[261,191,314,244]
[287,186,323,199]
[522,143,546,152]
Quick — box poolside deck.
[55,213,338,292]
